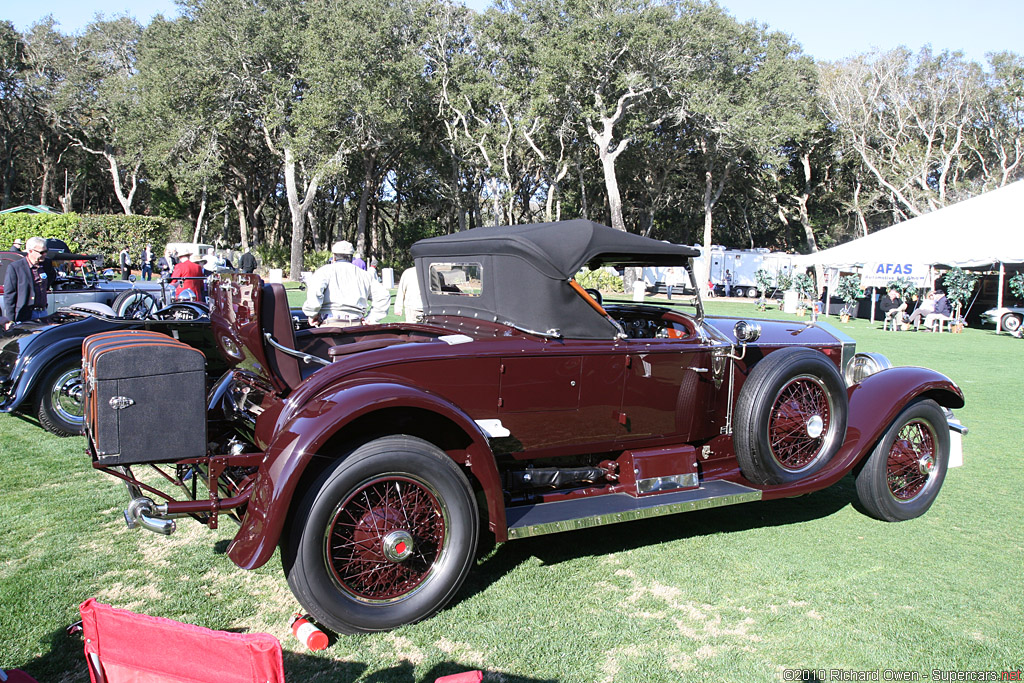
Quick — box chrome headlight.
[844,352,893,385]
[734,320,762,344]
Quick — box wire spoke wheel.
[284,435,478,634]
[768,375,833,473]
[325,475,446,603]
[734,348,848,486]
[856,399,950,522]
[885,419,937,502]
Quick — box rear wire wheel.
[855,399,949,521]
[282,436,478,634]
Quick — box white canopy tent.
[791,180,1024,329]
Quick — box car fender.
[226,379,504,570]
[760,365,963,499]
[0,336,86,413]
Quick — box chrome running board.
[505,480,761,540]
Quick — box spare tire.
[113,289,160,319]
[734,347,848,485]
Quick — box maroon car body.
[84,220,964,635]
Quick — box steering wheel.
[585,288,603,307]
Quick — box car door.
[618,323,728,443]
[496,346,629,452]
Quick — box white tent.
[792,179,1024,269]
[791,180,1024,329]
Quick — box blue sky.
[4,0,1021,64]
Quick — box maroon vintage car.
[83,220,965,634]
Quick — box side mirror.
[734,320,762,344]
[129,274,137,283]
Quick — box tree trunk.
[699,162,730,294]
[192,184,207,243]
[356,155,376,257]
[588,119,628,232]
[232,190,250,250]
[578,162,588,220]
[104,153,137,215]
[284,146,322,280]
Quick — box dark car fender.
[226,379,503,570]
[0,335,88,413]
[759,365,964,499]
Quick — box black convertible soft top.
[411,220,698,339]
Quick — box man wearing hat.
[302,240,389,327]
[170,248,205,300]
[11,238,24,252]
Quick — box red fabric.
[170,259,205,299]
[435,673,483,683]
[79,599,284,683]
[0,670,41,683]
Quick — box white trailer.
[641,245,796,298]
[693,246,795,298]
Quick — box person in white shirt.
[393,266,423,322]
[302,240,390,326]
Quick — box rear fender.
[226,380,503,570]
[760,366,963,499]
[0,336,85,412]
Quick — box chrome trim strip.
[506,485,762,540]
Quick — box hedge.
[0,213,191,267]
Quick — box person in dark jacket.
[2,236,50,323]
[924,290,954,331]
[879,288,907,329]
[238,247,258,274]
[119,247,132,280]
[140,243,153,281]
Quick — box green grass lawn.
[2,298,1021,682]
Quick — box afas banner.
[862,262,930,287]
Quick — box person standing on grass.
[303,240,389,327]
[119,246,132,280]
[724,270,733,297]
[2,236,50,323]
[140,243,153,281]
[238,246,257,274]
[171,249,205,300]
[394,266,423,322]
[664,266,683,300]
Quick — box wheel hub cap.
[917,454,936,475]
[382,530,414,563]
[805,415,824,439]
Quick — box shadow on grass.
[460,475,857,606]
[21,622,553,683]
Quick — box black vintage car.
[1,240,167,318]
[0,301,214,435]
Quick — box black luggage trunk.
[84,331,207,465]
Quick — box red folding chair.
[79,599,284,683]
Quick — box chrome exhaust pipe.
[124,497,176,535]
